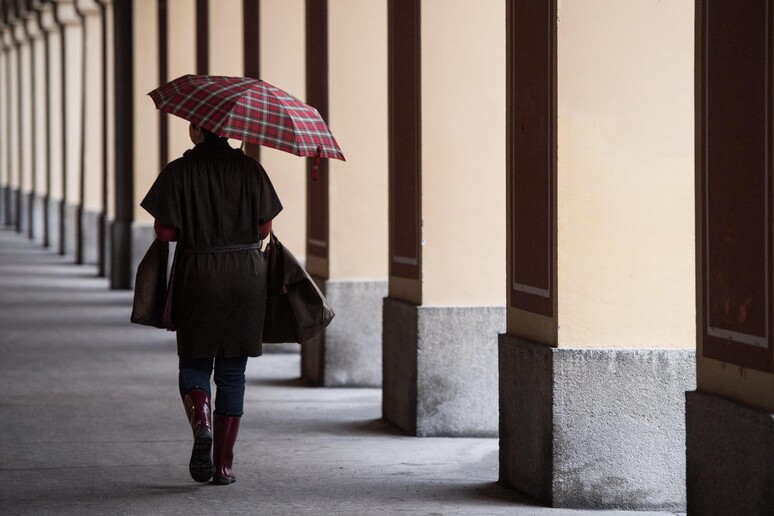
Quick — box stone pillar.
[0,24,9,227]
[54,0,84,259]
[297,0,388,387]
[165,0,195,160]
[29,9,48,245]
[97,0,115,277]
[498,1,695,510]
[382,0,506,435]
[257,0,306,354]
[77,0,104,266]
[688,2,774,514]
[41,4,65,254]
[128,0,159,282]
[4,23,20,231]
[15,16,33,239]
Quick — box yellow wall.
[18,28,32,196]
[208,0,243,77]
[31,23,47,197]
[47,22,63,203]
[420,0,506,306]
[63,21,83,205]
[133,0,159,224]
[508,0,695,348]
[167,0,196,161]
[328,0,388,280]
[83,8,104,212]
[260,0,307,258]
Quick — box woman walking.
[141,123,282,485]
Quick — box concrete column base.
[0,186,8,226]
[18,192,31,236]
[7,188,19,229]
[686,391,774,515]
[131,223,156,288]
[498,335,694,510]
[81,209,101,265]
[302,280,387,387]
[32,195,46,244]
[64,203,79,258]
[382,297,504,437]
[47,199,63,253]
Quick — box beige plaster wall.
[83,10,104,211]
[0,49,6,191]
[63,23,83,205]
[554,0,695,348]
[167,0,196,161]
[47,27,63,202]
[328,0,388,280]
[260,0,306,257]
[208,0,243,77]
[6,43,19,190]
[32,31,47,195]
[420,0,506,306]
[19,35,32,195]
[104,1,115,219]
[133,0,159,224]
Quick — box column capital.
[76,0,102,16]
[37,3,58,33]
[25,13,43,40]
[53,0,81,26]
[1,28,13,49]
[13,18,28,44]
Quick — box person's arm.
[259,220,272,241]
[154,219,178,242]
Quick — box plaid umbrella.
[148,74,345,179]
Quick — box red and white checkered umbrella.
[148,74,345,178]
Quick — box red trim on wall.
[196,0,208,74]
[305,0,329,263]
[388,0,422,281]
[700,0,774,373]
[507,0,556,317]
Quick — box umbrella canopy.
[148,74,345,175]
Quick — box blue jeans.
[178,356,248,417]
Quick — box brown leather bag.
[131,239,171,329]
[262,232,335,343]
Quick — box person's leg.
[179,357,214,483]
[211,355,248,485]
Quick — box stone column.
[41,4,64,253]
[15,15,34,239]
[4,21,20,231]
[258,0,306,354]
[0,23,9,227]
[110,0,133,289]
[687,2,774,514]
[165,0,195,161]
[54,0,84,259]
[382,0,506,435]
[77,0,104,265]
[498,1,695,510]
[128,0,160,281]
[29,8,48,245]
[298,0,388,387]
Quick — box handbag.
[263,232,335,343]
[131,238,172,329]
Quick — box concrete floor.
[0,229,684,516]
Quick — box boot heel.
[189,428,213,483]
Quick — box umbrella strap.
[312,145,322,182]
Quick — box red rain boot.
[212,415,240,485]
[182,389,213,483]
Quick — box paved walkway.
[0,229,684,516]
